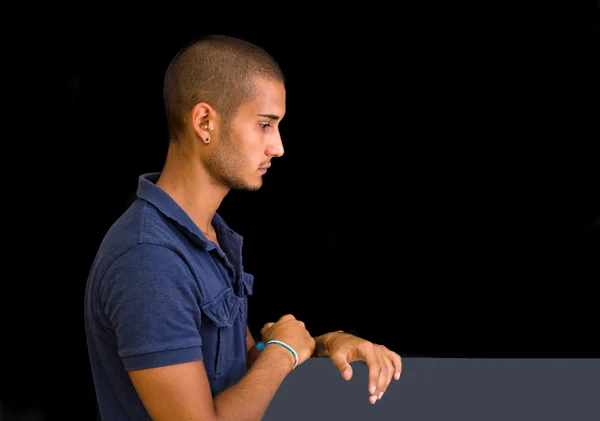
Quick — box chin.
[230,180,262,192]
[225,172,263,191]
[245,182,262,192]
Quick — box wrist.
[313,331,345,358]
[257,341,297,372]
[325,330,345,354]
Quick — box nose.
[266,133,284,158]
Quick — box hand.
[260,314,316,366]
[327,333,402,404]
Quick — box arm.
[104,246,295,421]
[129,343,295,421]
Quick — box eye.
[259,122,272,131]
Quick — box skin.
[128,76,402,421]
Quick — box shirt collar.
[136,172,242,251]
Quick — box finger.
[358,343,381,397]
[366,354,382,399]
[260,322,275,335]
[382,347,402,380]
[330,350,353,380]
[377,358,395,399]
[278,314,296,322]
[379,347,397,393]
[375,354,391,398]
[390,350,402,380]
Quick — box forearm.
[214,345,294,421]
[246,344,260,369]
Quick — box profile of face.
[206,77,286,191]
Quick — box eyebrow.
[258,113,281,120]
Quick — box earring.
[203,123,212,143]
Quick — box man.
[84,34,402,421]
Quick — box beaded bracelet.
[256,340,298,371]
[325,330,344,354]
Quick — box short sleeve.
[100,243,203,371]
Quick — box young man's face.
[207,77,286,192]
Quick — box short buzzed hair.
[163,34,285,141]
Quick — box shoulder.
[94,199,192,279]
[97,242,202,332]
[103,242,194,291]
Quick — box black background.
[2,1,599,419]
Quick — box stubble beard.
[206,126,262,192]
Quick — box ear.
[191,103,216,144]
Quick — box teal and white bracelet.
[256,340,298,371]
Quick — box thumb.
[330,351,353,381]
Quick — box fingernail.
[370,385,376,394]
[378,392,383,400]
[395,372,401,380]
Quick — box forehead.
[239,77,286,117]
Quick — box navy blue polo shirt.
[84,172,254,421]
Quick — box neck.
[155,141,229,235]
